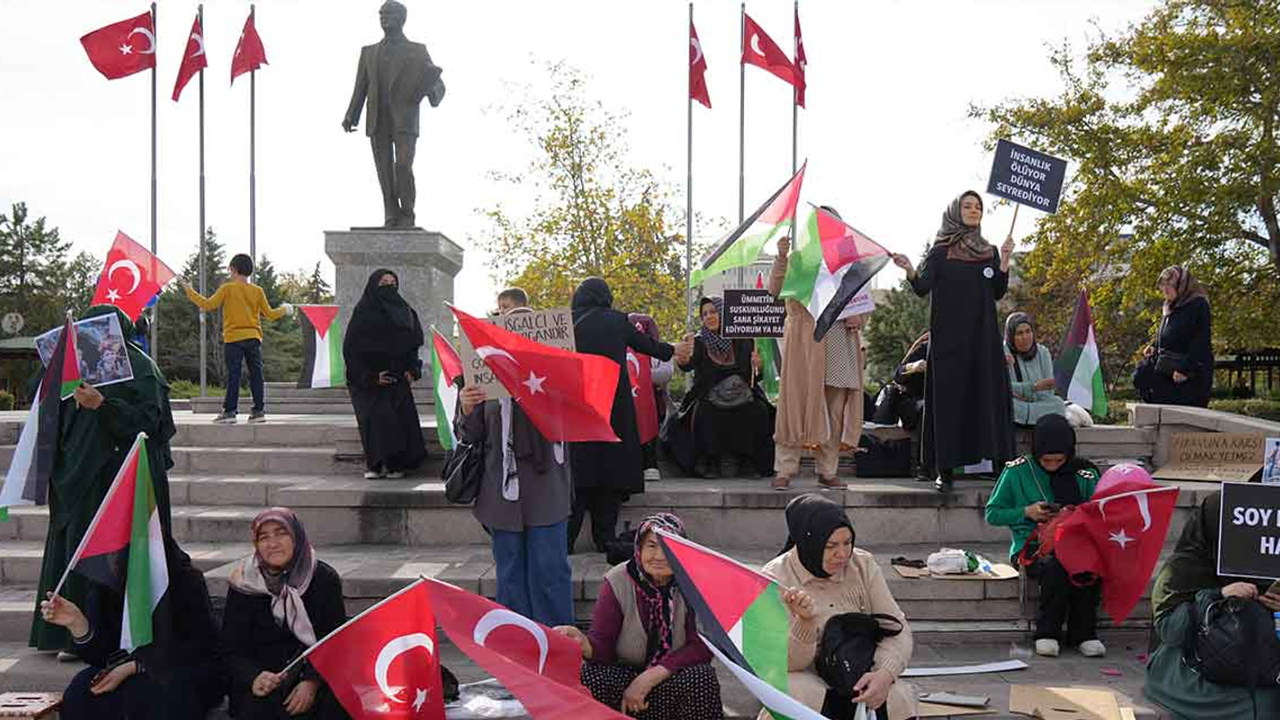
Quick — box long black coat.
[910,246,1014,472]
[571,283,675,494]
[1134,296,1213,407]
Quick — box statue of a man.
[342,1,445,229]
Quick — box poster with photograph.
[1265,437,1280,486]
[33,314,135,390]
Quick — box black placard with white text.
[986,139,1068,214]
[721,289,786,339]
[1218,481,1280,580]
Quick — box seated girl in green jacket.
[985,414,1102,659]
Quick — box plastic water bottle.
[1273,611,1280,641]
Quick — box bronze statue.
[342,1,445,229]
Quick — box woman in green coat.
[1004,313,1066,427]
[30,305,176,651]
[1144,492,1280,719]
[985,415,1102,658]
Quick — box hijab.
[697,296,734,362]
[782,493,855,579]
[933,191,995,263]
[1031,414,1084,506]
[227,507,320,647]
[1005,312,1038,363]
[1158,265,1209,317]
[625,513,687,667]
[572,277,613,315]
[346,269,423,356]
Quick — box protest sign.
[721,288,786,339]
[1218,481,1280,579]
[986,139,1068,214]
[1264,438,1280,486]
[838,289,876,320]
[34,314,134,390]
[1152,432,1265,482]
[458,308,575,399]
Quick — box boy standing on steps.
[180,253,293,424]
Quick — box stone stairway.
[187,381,437,416]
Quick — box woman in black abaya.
[892,191,1015,492]
[343,269,427,478]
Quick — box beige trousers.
[774,386,862,478]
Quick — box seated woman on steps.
[554,513,723,719]
[40,538,227,720]
[985,414,1104,659]
[222,508,351,720]
[1004,312,1067,426]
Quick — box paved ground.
[0,629,1159,718]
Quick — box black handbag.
[815,612,904,697]
[441,440,484,505]
[707,374,753,409]
[1185,596,1280,687]
[1155,350,1189,377]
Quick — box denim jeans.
[224,339,264,413]
[490,520,574,627]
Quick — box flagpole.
[150,1,158,354]
[791,0,798,174]
[249,4,257,282]
[738,2,745,226]
[198,4,208,399]
[685,2,694,328]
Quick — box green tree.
[0,202,75,332]
[971,0,1280,368]
[304,262,333,304]
[155,228,227,384]
[864,280,930,386]
[476,63,688,340]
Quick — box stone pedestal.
[324,229,464,353]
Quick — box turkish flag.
[1052,465,1180,623]
[423,578,629,720]
[689,18,711,109]
[306,580,445,720]
[90,231,177,322]
[451,307,620,442]
[80,11,155,80]
[794,6,807,107]
[742,14,796,87]
[628,349,659,445]
[231,12,268,84]
[172,14,207,102]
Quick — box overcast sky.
[0,0,1157,318]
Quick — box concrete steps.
[187,382,437,416]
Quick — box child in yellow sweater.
[181,253,293,423]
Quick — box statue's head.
[379,1,407,31]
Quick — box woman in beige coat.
[760,494,917,720]
[769,216,867,490]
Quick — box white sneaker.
[1078,639,1107,658]
[363,470,383,479]
[1034,639,1060,657]
[385,471,405,479]
[643,468,661,481]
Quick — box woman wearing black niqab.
[568,278,677,553]
[343,269,427,478]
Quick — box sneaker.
[934,475,953,493]
[213,412,237,424]
[1034,639,1060,657]
[56,650,78,663]
[363,470,384,480]
[772,475,792,491]
[817,476,845,489]
[1078,639,1106,658]
[385,471,405,479]
[643,468,661,482]
[248,411,267,424]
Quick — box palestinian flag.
[656,531,795,709]
[780,205,890,342]
[701,635,827,720]
[690,163,806,287]
[754,272,782,401]
[62,433,169,652]
[1055,290,1108,418]
[431,328,463,451]
[0,316,76,520]
[298,305,345,389]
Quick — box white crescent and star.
[1108,527,1134,549]
[473,608,549,674]
[374,632,434,706]
[522,371,546,395]
[690,37,703,65]
[626,353,642,397]
[191,33,205,58]
[107,259,142,295]
[128,27,156,55]
[750,33,765,57]
[1098,491,1154,532]
[476,346,517,365]
[105,288,121,303]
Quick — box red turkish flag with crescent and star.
[231,12,268,84]
[451,307,620,443]
[80,11,156,81]
[689,18,711,109]
[172,14,207,102]
[742,13,796,87]
[1052,464,1180,623]
[627,349,659,445]
[423,577,629,720]
[794,5,807,107]
[90,231,176,322]
[306,580,445,720]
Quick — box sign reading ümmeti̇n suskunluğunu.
[721,289,786,339]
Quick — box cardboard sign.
[1153,432,1265,482]
[1264,437,1280,486]
[1008,685,1122,720]
[458,308,575,399]
[986,139,1068,213]
[721,288,786,339]
[1218,481,1280,580]
[838,289,876,320]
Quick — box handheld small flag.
[431,328,463,452]
[1055,290,1108,418]
[781,206,890,341]
[297,306,345,389]
[691,164,806,287]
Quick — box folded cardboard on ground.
[1008,685,1122,720]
